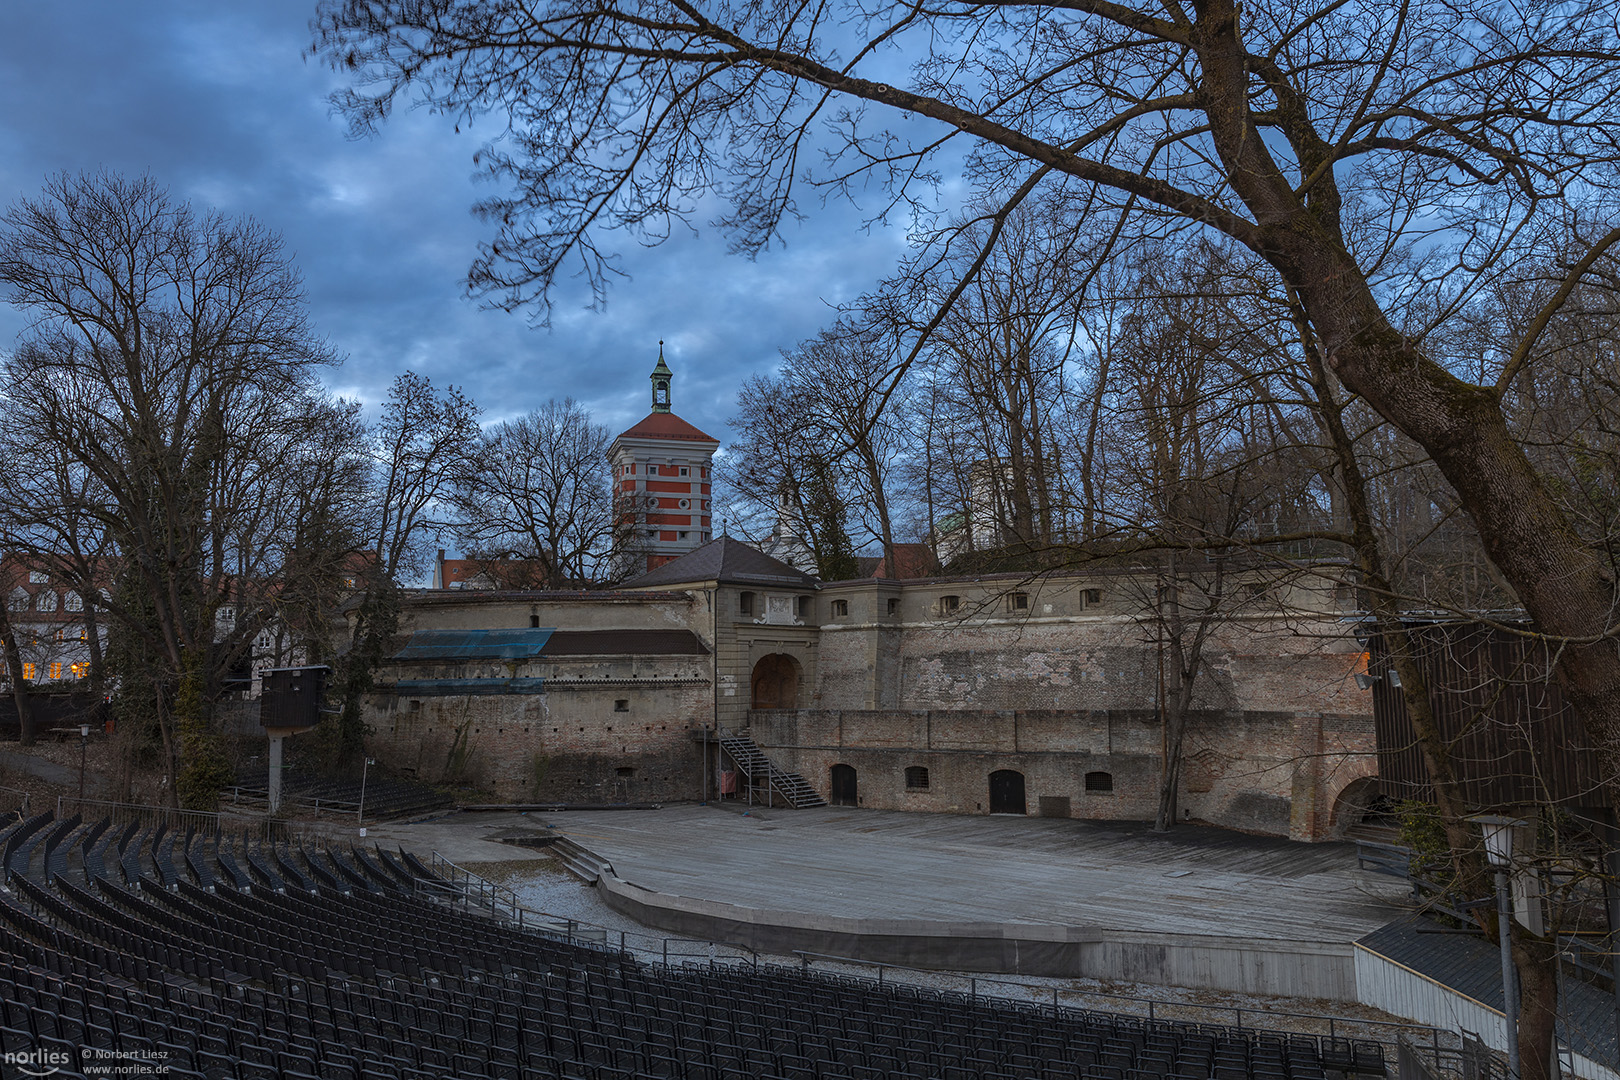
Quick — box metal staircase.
[717,730,826,808]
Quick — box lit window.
[48,662,62,681]
[21,663,34,681]
[71,663,88,679]
[905,766,930,791]
[64,592,83,612]
[53,628,65,643]
[35,591,57,613]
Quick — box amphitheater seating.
[0,812,1389,1080]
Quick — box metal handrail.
[790,948,1451,1055]
[54,795,308,843]
[0,785,32,816]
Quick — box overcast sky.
[0,1,915,441]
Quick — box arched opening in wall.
[988,770,1026,815]
[751,653,801,709]
[1329,775,1396,839]
[1084,771,1114,793]
[830,764,858,806]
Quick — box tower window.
[887,598,899,616]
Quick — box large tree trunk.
[0,604,35,747]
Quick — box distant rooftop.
[621,535,819,590]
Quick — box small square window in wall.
[937,595,960,616]
[904,766,930,791]
[1008,591,1029,612]
[614,699,630,712]
[831,599,849,617]
[409,700,422,713]
[1083,588,1102,606]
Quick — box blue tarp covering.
[392,628,554,660]
[392,678,548,697]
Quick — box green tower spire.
[650,340,673,413]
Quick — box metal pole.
[1498,867,1521,1079]
[268,735,284,816]
[78,724,89,803]
[358,757,371,829]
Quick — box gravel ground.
[464,854,1429,1049]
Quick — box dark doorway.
[988,769,1026,815]
[830,763,858,806]
[751,653,802,709]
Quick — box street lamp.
[1470,813,1526,1078]
[77,723,90,804]
[357,757,375,835]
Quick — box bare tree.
[452,398,618,587]
[0,172,360,808]
[315,2,1620,843]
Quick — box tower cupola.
[651,343,673,413]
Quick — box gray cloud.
[0,0,913,444]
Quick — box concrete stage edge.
[554,838,1357,1001]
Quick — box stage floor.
[375,803,1409,945]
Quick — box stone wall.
[749,705,1377,840]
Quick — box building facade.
[359,538,1378,840]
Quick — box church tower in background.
[608,346,721,573]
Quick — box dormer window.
[28,570,48,584]
[8,589,28,613]
[35,591,57,613]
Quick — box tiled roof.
[615,411,720,443]
[540,629,709,656]
[390,627,709,660]
[621,536,819,589]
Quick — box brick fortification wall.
[756,604,1377,840]
[361,591,714,803]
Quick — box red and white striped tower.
[608,345,721,573]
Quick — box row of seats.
[0,810,1390,1080]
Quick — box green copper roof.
[393,628,554,660]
